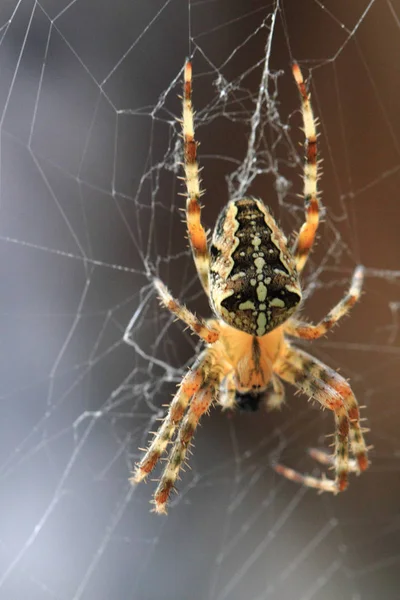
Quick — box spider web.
[1,1,400,599]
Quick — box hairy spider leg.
[153,369,219,513]
[274,344,369,492]
[291,62,320,274]
[308,448,360,473]
[183,61,210,294]
[285,265,364,339]
[153,278,219,344]
[132,350,215,484]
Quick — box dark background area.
[0,1,399,599]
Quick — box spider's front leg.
[291,62,320,274]
[182,61,210,294]
[273,344,369,493]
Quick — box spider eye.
[235,391,264,412]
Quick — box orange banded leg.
[285,266,364,340]
[182,61,210,293]
[273,345,368,493]
[131,350,214,484]
[154,278,218,344]
[323,370,369,473]
[153,374,218,513]
[275,413,348,494]
[291,62,320,274]
[280,345,369,473]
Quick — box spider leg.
[154,278,219,344]
[273,344,369,493]
[266,374,286,411]
[291,63,320,274]
[219,371,237,410]
[285,265,364,340]
[182,61,210,294]
[308,448,360,473]
[131,350,214,484]
[153,368,219,514]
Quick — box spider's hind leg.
[273,344,369,493]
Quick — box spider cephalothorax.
[209,197,302,336]
[131,60,370,514]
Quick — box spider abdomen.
[209,198,302,336]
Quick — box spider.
[131,60,369,514]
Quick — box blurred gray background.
[0,1,399,599]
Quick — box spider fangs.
[131,60,370,514]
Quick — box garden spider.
[131,61,369,514]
